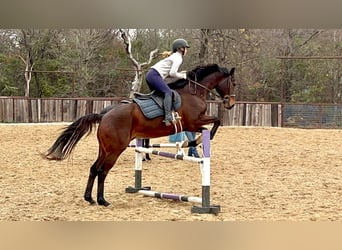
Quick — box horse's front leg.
[197,115,221,140]
[209,117,221,139]
[191,119,219,145]
[180,131,196,149]
[181,116,221,148]
[142,138,151,161]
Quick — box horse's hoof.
[98,199,110,207]
[85,196,96,205]
[143,156,151,161]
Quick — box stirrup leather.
[163,111,181,126]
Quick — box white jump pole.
[125,130,220,215]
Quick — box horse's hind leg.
[83,150,114,206]
[84,159,100,205]
[97,168,110,206]
[96,152,123,207]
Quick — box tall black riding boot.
[163,94,173,126]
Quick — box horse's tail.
[43,113,103,161]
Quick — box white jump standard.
[125,129,220,215]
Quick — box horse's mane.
[168,64,229,89]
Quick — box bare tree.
[18,54,34,97]
[19,29,36,97]
[198,29,211,64]
[119,29,159,98]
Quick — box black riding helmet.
[172,38,190,53]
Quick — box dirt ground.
[2,123,342,221]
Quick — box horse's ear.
[230,68,235,75]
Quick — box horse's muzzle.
[223,95,236,109]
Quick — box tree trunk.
[19,54,33,97]
[199,29,210,65]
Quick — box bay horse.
[43,64,236,206]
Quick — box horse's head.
[215,67,236,109]
[170,64,236,109]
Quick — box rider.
[146,38,190,126]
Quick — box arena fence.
[283,103,342,129]
[1,96,341,128]
[0,96,281,126]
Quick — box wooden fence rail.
[0,96,282,127]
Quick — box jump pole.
[137,190,202,204]
[125,130,220,215]
[128,141,185,155]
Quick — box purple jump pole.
[128,143,183,148]
[134,148,203,163]
[138,190,202,204]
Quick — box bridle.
[187,73,235,101]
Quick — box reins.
[187,76,232,100]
